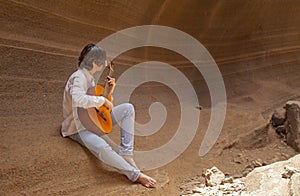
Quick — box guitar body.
[78,84,113,134]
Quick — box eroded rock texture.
[286,101,300,152]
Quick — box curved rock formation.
[0,0,299,195]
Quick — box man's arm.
[70,75,105,109]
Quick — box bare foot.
[121,155,139,170]
[136,173,157,188]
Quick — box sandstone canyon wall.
[0,0,299,195]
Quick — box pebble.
[251,159,263,167]
[282,165,299,179]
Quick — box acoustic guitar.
[77,61,114,134]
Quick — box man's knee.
[125,103,135,115]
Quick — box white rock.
[290,173,300,196]
[244,154,300,196]
[205,166,225,187]
[192,187,204,194]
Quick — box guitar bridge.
[95,108,107,121]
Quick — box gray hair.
[78,44,106,70]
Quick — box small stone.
[272,153,282,162]
[233,157,242,164]
[224,173,231,178]
[281,153,290,159]
[271,108,286,127]
[192,187,204,193]
[245,164,254,169]
[233,174,243,179]
[223,190,232,194]
[282,165,299,179]
[222,176,234,184]
[252,159,263,167]
[242,166,253,177]
[204,166,225,187]
[183,189,193,195]
[275,125,287,138]
[233,154,247,164]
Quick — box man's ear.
[92,61,97,68]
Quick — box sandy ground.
[1,0,300,195]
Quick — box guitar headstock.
[105,60,114,72]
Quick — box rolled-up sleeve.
[70,74,105,109]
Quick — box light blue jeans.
[69,103,140,182]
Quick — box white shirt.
[61,68,105,137]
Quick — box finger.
[107,76,114,80]
[107,76,115,80]
[109,81,115,85]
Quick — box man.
[61,43,156,188]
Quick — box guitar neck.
[103,84,109,98]
[103,69,113,97]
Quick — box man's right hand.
[104,98,113,111]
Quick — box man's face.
[93,60,105,72]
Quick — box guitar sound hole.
[95,108,107,121]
